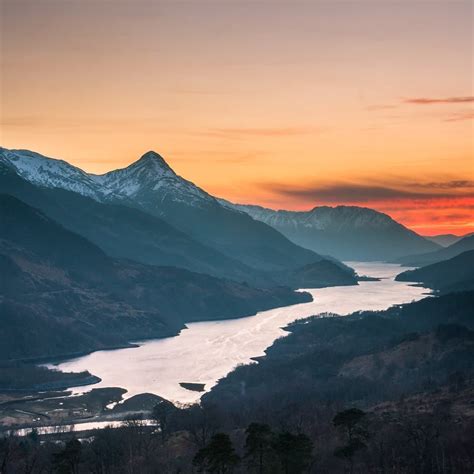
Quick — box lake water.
[51,262,429,405]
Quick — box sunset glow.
[1,0,472,235]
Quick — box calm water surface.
[51,262,428,404]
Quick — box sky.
[1,0,473,235]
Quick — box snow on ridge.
[225,200,395,231]
[0,148,103,198]
[1,147,215,208]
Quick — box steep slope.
[94,151,322,272]
[1,148,356,287]
[0,161,262,284]
[219,201,439,261]
[396,250,474,293]
[397,235,474,267]
[0,195,311,360]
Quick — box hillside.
[0,195,311,361]
[395,250,474,293]
[204,291,474,412]
[0,161,262,284]
[0,148,356,288]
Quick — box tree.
[151,400,177,442]
[333,408,368,474]
[244,423,275,474]
[53,439,82,474]
[193,433,240,473]
[272,432,313,474]
[185,404,220,448]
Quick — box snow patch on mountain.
[1,148,216,210]
[0,148,104,199]
[219,200,398,232]
[92,151,215,208]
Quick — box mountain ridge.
[1,147,357,287]
[396,235,474,267]
[219,199,439,261]
[0,194,312,360]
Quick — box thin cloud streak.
[404,96,474,105]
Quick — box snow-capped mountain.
[93,151,215,210]
[0,148,104,200]
[224,202,397,232]
[219,200,440,261]
[0,147,325,274]
[0,148,213,209]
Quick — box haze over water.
[53,263,429,404]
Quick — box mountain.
[0,194,312,360]
[0,148,103,199]
[395,250,474,293]
[1,147,356,287]
[396,234,474,267]
[0,160,263,284]
[219,201,439,261]
[93,151,323,272]
[424,234,465,247]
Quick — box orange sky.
[1,0,473,235]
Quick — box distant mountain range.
[1,148,357,288]
[0,194,312,360]
[219,201,439,261]
[396,250,474,294]
[424,233,472,247]
[396,234,474,267]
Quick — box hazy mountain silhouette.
[424,233,471,247]
[396,234,474,267]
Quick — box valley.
[1,262,428,431]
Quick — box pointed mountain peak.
[135,150,173,172]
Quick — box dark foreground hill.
[396,250,474,293]
[0,195,311,361]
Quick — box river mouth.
[49,262,429,405]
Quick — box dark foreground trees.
[193,433,240,473]
[1,404,474,473]
[193,423,313,474]
[333,409,368,474]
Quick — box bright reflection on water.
[51,263,429,405]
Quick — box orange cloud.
[255,180,474,236]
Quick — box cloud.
[408,180,474,189]
[262,180,474,204]
[403,96,474,105]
